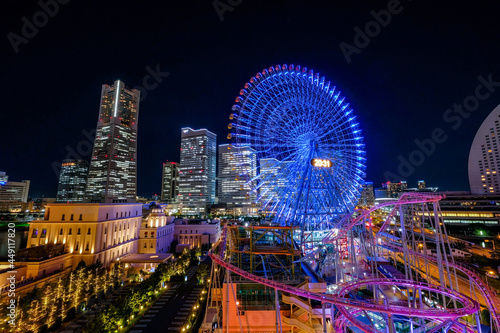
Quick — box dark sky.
[2,0,500,198]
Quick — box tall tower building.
[218,144,257,214]
[259,158,293,211]
[85,80,140,203]
[161,162,179,203]
[56,159,88,203]
[358,181,374,207]
[469,104,500,194]
[178,128,217,215]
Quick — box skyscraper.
[259,158,294,211]
[178,128,217,215]
[469,104,500,195]
[358,181,374,207]
[85,80,140,203]
[161,162,179,203]
[217,144,256,214]
[417,180,426,190]
[56,159,88,203]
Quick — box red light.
[105,155,108,157]
[189,193,191,196]
[199,193,202,195]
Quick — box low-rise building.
[438,193,500,225]
[27,203,142,267]
[174,219,221,250]
[138,204,175,253]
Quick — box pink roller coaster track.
[324,192,500,330]
[209,193,500,332]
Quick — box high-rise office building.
[218,144,257,213]
[161,162,179,203]
[469,104,500,195]
[178,128,217,215]
[0,171,31,212]
[56,159,88,203]
[85,80,140,203]
[259,158,294,211]
[385,181,407,198]
[0,172,30,202]
[417,180,426,190]
[358,181,374,207]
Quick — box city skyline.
[3,2,500,198]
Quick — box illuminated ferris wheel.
[228,64,366,234]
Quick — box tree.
[196,263,210,285]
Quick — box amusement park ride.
[201,64,500,332]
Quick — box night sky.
[2,1,500,198]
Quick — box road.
[128,264,204,333]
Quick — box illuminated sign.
[310,158,332,168]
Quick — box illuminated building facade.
[27,203,142,267]
[418,180,426,190]
[469,104,500,194]
[178,128,217,215]
[217,144,257,214]
[384,181,408,198]
[56,159,88,203]
[85,80,140,203]
[0,172,30,202]
[173,219,221,249]
[0,171,30,211]
[259,158,293,210]
[161,162,179,203]
[358,181,375,207]
[438,193,500,225]
[138,204,175,253]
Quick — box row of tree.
[1,260,123,333]
[85,248,202,333]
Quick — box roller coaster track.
[209,193,499,332]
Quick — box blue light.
[0,181,5,185]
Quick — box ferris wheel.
[228,64,366,234]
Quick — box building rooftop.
[115,253,173,264]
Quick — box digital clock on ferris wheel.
[310,158,332,168]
